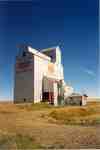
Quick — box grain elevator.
[14,45,74,105]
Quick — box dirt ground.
[0,102,100,149]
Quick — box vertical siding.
[34,55,49,103]
[53,82,58,106]
[82,96,87,105]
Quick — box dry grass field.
[0,101,100,149]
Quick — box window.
[22,51,26,57]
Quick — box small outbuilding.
[64,93,88,106]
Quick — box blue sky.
[0,0,99,100]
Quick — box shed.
[64,93,87,106]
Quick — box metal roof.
[28,46,51,61]
[70,93,82,97]
[41,46,60,52]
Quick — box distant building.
[64,93,88,106]
[14,45,73,105]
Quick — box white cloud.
[81,68,95,77]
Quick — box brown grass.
[49,102,100,125]
[0,101,100,149]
